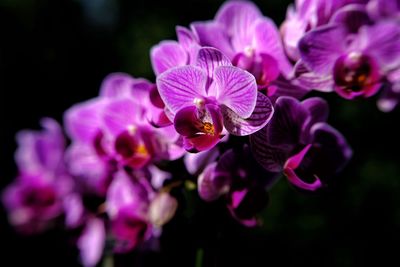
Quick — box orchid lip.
[283,144,323,191]
[333,52,381,98]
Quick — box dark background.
[1,0,400,266]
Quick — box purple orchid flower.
[250,96,352,191]
[156,47,273,152]
[106,170,154,253]
[2,118,72,233]
[65,73,185,187]
[197,145,278,227]
[191,0,292,90]
[297,6,400,99]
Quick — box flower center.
[115,130,148,159]
[202,122,215,135]
[333,52,378,93]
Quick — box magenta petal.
[106,171,150,219]
[283,144,322,191]
[150,41,188,75]
[102,98,144,136]
[111,207,151,253]
[299,24,347,75]
[196,47,232,89]
[15,118,65,174]
[258,53,280,86]
[191,22,235,58]
[215,0,262,51]
[176,26,198,50]
[253,18,293,77]
[157,65,207,114]
[330,4,372,33]
[78,218,105,267]
[176,26,200,63]
[174,106,200,137]
[294,60,334,92]
[99,72,134,98]
[215,65,257,118]
[362,21,400,72]
[221,92,274,136]
[63,193,84,228]
[185,134,220,153]
[64,98,105,143]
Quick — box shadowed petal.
[302,97,329,127]
[150,41,188,75]
[250,127,290,172]
[268,76,310,103]
[157,66,207,114]
[283,144,322,191]
[331,4,372,33]
[215,66,257,118]
[221,92,274,136]
[361,21,400,72]
[308,122,353,178]
[198,162,230,202]
[184,146,219,175]
[299,24,347,75]
[267,96,309,147]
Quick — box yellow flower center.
[202,122,215,135]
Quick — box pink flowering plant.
[2,0,399,266]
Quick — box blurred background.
[1,0,400,266]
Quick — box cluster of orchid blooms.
[2,0,399,266]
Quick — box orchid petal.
[191,22,235,58]
[361,21,400,72]
[215,65,257,118]
[215,0,262,51]
[253,18,293,77]
[150,41,188,75]
[221,92,273,136]
[299,24,347,75]
[196,47,231,89]
[157,65,207,114]
[102,98,144,136]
